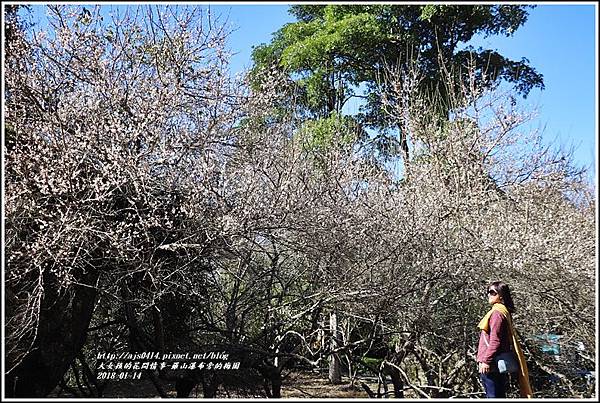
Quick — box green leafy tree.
[251,4,544,161]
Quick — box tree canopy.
[251,4,545,160]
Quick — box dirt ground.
[281,371,380,398]
[52,370,392,398]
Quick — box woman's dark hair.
[489,281,516,313]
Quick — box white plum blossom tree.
[3,4,595,399]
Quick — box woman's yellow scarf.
[478,303,533,398]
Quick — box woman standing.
[477,281,533,398]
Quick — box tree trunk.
[175,376,197,398]
[5,268,99,397]
[328,311,342,384]
[202,374,218,398]
[397,124,410,166]
[382,360,404,398]
[271,371,282,398]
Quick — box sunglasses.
[487,289,498,296]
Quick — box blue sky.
[19,3,598,184]
[465,4,597,184]
[214,3,597,185]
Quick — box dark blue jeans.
[480,371,509,398]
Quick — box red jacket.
[477,310,512,364]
